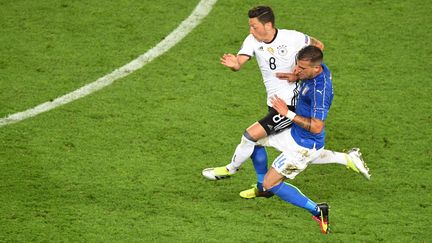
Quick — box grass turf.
[1,0,431,241]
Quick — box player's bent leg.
[310,149,348,166]
[245,121,268,141]
[265,167,330,234]
[267,180,322,215]
[251,145,268,191]
[226,123,267,171]
[202,133,254,180]
[239,145,274,199]
[310,148,371,180]
[262,167,285,191]
[266,152,329,234]
[202,123,267,181]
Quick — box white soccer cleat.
[202,166,233,180]
[347,148,371,180]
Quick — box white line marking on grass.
[0,0,218,127]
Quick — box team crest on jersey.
[267,47,275,55]
[277,45,288,56]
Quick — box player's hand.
[220,54,238,69]
[270,95,288,117]
[276,72,298,82]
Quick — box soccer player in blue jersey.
[256,45,336,234]
[202,6,370,199]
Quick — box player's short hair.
[296,45,323,66]
[248,6,275,26]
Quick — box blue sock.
[269,182,319,215]
[251,146,268,191]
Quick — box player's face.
[294,60,320,80]
[248,18,267,41]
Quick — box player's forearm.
[231,55,249,71]
[229,63,241,71]
[310,37,324,51]
[275,72,298,82]
[271,96,324,133]
[293,115,312,132]
[291,115,324,134]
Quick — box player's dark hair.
[248,6,275,26]
[296,45,323,66]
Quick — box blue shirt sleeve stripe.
[312,77,328,120]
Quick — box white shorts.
[257,128,323,179]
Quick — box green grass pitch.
[1,0,431,241]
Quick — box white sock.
[311,149,348,166]
[226,135,256,173]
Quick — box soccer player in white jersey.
[202,6,370,198]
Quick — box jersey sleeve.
[237,35,255,58]
[310,78,332,121]
[289,30,310,51]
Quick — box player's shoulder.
[240,34,258,46]
[276,29,308,44]
[244,34,257,42]
[278,29,306,37]
[313,65,333,88]
[322,64,333,81]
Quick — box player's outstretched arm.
[271,95,324,134]
[220,54,249,71]
[310,37,324,51]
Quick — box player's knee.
[243,131,257,142]
[241,131,259,147]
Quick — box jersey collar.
[264,29,278,44]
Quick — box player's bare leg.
[262,167,285,190]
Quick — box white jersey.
[238,29,310,107]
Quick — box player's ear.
[264,22,273,31]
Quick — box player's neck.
[317,65,323,75]
[312,66,324,79]
[263,28,277,43]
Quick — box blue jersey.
[291,64,334,149]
